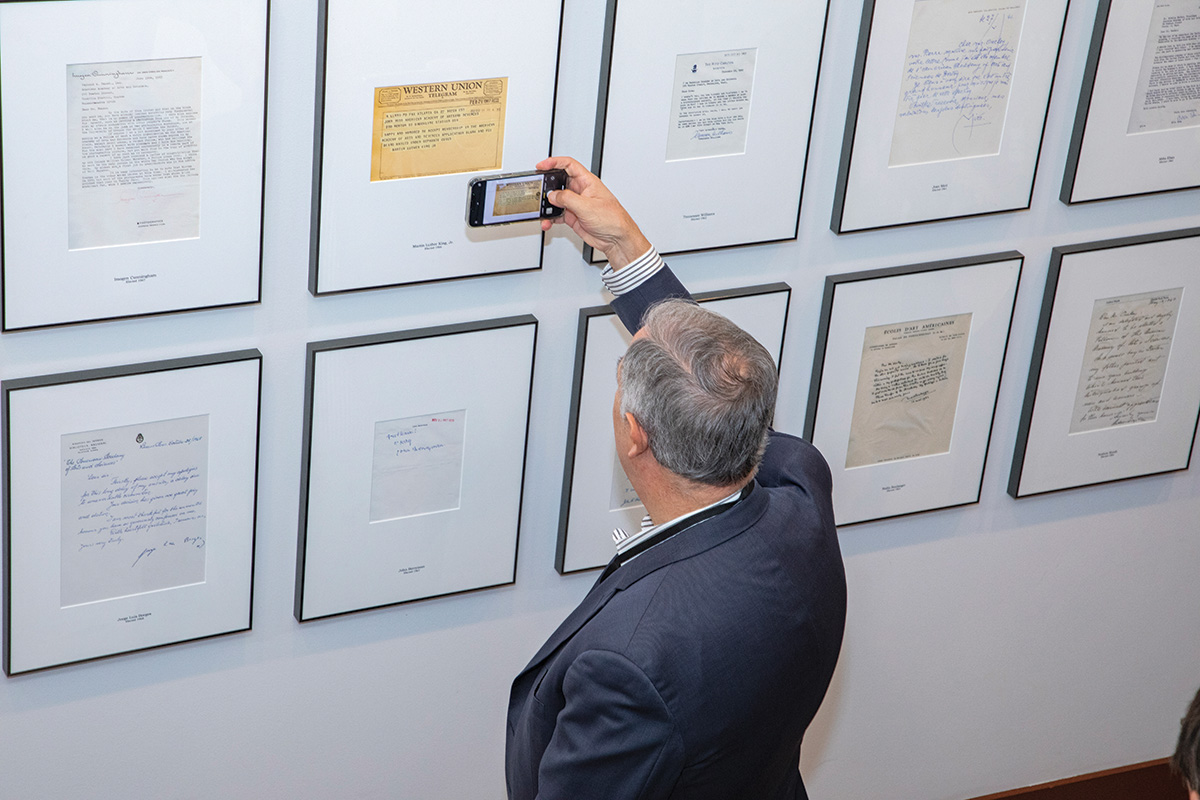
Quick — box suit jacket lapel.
[609,484,767,590]
[515,483,768,679]
[516,576,620,678]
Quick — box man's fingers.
[537,155,586,177]
[540,204,579,234]
[538,156,605,199]
[546,187,586,215]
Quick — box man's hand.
[537,156,651,270]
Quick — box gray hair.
[618,299,777,486]
[1174,686,1200,794]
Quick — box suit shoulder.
[757,430,833,496]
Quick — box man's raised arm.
[539,156,690,333]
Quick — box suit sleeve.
[609,266,692,334]
[535,649,684,800]
[757,431,834,499]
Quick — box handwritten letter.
[369,410,466,522]
[1128,0,1200,134]
[1069,288,1182,434]
[846,313,972,468]
[67,57,202,250]
[60,415,209,607]
[665,49,757,161]
[609,454,643,512]
[889,0,1026,167]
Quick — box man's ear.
[625,412,650,457]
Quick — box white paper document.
[665,49,757,161]
[609,454,643,512]
[1128,0,1200,134]
[889,0,1026,166]
[1069,288,1183,434]
[846,313,972,468]
[369,410,466,522]
[67,57,202,250]
[60,415,209,607]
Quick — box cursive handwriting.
[1070,289,1182,433]
[889,1,1024,165]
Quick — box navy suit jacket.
[505,268,846,799]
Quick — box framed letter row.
[832,0,1069,233]
[588,0,829,261]
[1061,0,1200,204]
[804,253,1022,526]
[309,0,564,294]
[4,351,262,675]
[1009,228,1200,497]
[557,284,790,574]
[295,315,537,621]
[0,0,268,330]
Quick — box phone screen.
[480,175,546,225]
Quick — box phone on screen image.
[465,168,568,227]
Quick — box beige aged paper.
[1069,288,1182,434]
[493,180,542,216]
[370,78,506,181]
[846,312,972,468]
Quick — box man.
[1175,686,1200,800]
[505,157,846,800]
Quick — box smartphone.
[466,168,568,227]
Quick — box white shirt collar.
[612,487,743,557]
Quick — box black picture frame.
[804,253,1022,525]
[831,0,1069,234]
[0,0,269,331]
[308,0,565,295]
[1009,228,1200,497]
[1060,0,1200,205]
[3,350,262,675]
[295,315,537,621]
[586,0,829,262]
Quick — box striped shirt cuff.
[600,247,664,296]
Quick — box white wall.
[2,0,1198,797]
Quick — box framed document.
[832,0,1069,233]
[803,254,1022,526]
[310,0,564,294]
[1009,229,1200,498]
[556,284,790,574]
[586,0,829,261]
[0,0,268,331]
[3,351,262,675]
[1061,0,1200,204]
[295,316,537,621]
